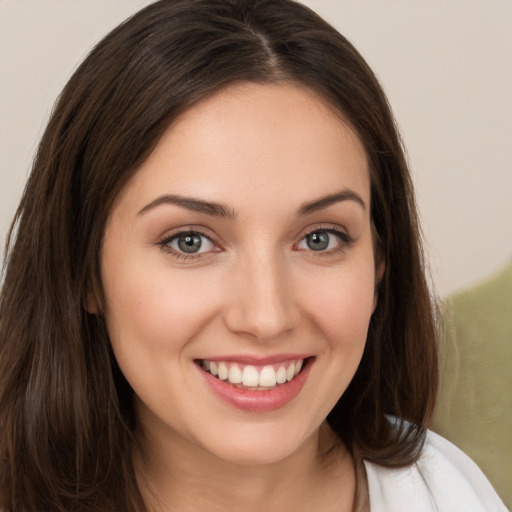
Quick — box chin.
[194,422,315,466]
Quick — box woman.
[0,0,506,510]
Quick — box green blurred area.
[432,262,512,508]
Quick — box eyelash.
[157,224,355,260]
[296,225,355,256]
[157,228,220,260]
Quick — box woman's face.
[96,82,378,465]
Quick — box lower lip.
[197,358,313,412]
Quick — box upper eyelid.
[165,230,213,244]
[296,223,350,239]
[294,224,355,250]
[157,229,220,260]
[157,227,221,254]
[158,225,218,242]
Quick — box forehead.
[115,82,370,215]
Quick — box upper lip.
[197,353,313,365]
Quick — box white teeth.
[217,362,228,380]
[259,366,277,387]
[228,365,242,384]
[242,365,259,387]
[276,366,287,384]
[201,358,306,388]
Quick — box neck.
[135,421,356,512]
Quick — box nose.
[223,251,300,341]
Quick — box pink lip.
[199,353,312,365]
[196,357,314,413]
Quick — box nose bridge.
[224,246,298,341]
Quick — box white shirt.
[364,430,507,511]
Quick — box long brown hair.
[0,0,439,509]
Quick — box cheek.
[293,264,376,425]
[100,261,222,410]
[301,265,376,347]
[101,258,222,353]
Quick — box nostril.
[223,301,299,341]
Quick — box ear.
[86,291,100,314]
[372,260,385,313]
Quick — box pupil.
[307,231,329,251]
[178,233,202,253]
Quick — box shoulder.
[363,430,507,512]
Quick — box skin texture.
[93,82,379,511]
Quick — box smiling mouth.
[197,358,308,391]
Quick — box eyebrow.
[297,189,367,215]
[138,188,366,219]
[138,194,237,219]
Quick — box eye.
[162,231,216,256]
[297,228,351,253]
